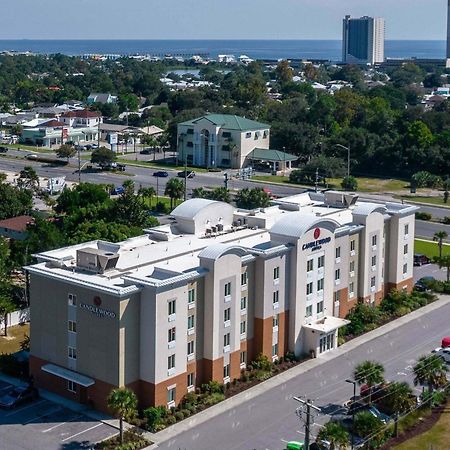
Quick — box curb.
[152,295,450,445]
[403,200,450,210]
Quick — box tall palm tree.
[138,186,156,208]
[107,388,138,444]
[165,178,185,209]
[353,360,385,405]
[413,354,448,395]
[385,381,415,415]
[317,421,349,450]
[433,231,448,258]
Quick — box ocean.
[0,40,445,61]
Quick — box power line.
[294,397,321,449]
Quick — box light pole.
[346,378,357,450]
[334,143,351,179]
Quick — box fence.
[5,308,30,328]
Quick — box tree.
[55,183,110,214]
[383,381,415,415]
[432,255,450,282]
[406,121,434,149]
[17,166,39,192]
[341,176,358,191]
[164,178,185,209]
[0,183,33,220]
[413,354,447,394]
[433,231,448,258]
[0,282,16,336]
[91,147,116,166]
[208,187,231,203]
[138,186,156,208]
[235,188,271,210]
[275,60,293,85]
[0,237,11,280]
[107,388,138,444]
[353,361,385,405]
[56,144,76,160]
[316,421,349,450]
[353,411,384,448]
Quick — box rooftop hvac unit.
[217,223,224,232]
[211,226,217,233]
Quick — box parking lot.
[0,380,117,450]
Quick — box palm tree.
[433,231,448,258]
[165,178,185,209]
[413,354,448,395]
[138,186,156,208]
[353,360,385,405]
[107,388,138,444]
[353,411,384,449]
[317,421,349,450]
[433,255,450,282]
[385,381,415,415]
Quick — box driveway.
[0,380,117,450]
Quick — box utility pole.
[224,172,229,189]
[78,148,81,183]
[293,397,321,449]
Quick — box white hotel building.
[27,191,417,413]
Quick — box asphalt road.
[156,299,450,450]
[415,220,450,242]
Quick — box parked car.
[432,347,450,364]
[414,276,436,292]
[153,171,169,177]
[0,146,8,153]
[25,153,38,160]
[177,170,195,178]
[140,148,152,154]
[414,253,431,266]
[111,186,125,196]
[0,386,39,409]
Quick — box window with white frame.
[371,276,376,287]
[168,299,176,316]
[350,240,355,252]
[371,255,377,267]
[187,314,195,330]
[223,333,230,347]
[240,296,247,311]
[167,387,176,404]
[349,282,354,295]
[335,269,340,281]
[188,288,195,305]
[67,380,77,393]
[187,373,194,388]
[372,235,377,247]
[403,263,408,274]
[273,314,279,328]
[68,293,77,306]
[240,351,247,364]
[317,278,324,291]
[187,340,194,356]
[335,247,341,259]
[307,259,314,272]
[168,354,175,370]
[334,291,341,303]
[240,320,246,335]
[306,305,312,317]
[273,290,279,304]
[168,327,176,343]
[224,308,231,322]
[350,261,355,272]
[241,272,248,286]
[274,266,280,280]
[306,282,313,296]
[318,255,325,269]
[272,343,279,357]
[68,347,77,360]
[223,363,230,378]
[404,244,408,255]
[68,320,77,333]
[317,301,324,314]
[224,282,231,297]
[404,224,409,236]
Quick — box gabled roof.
[40,119,65,128]
[0,215,34,232]
[61,109,100,119]
[249,148,298,162]
[179,114,270,131]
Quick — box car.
[84,144,93,150]
[414,276,436,292]
[25,153,38,160]
[431,347,450,363]
[140,148,152,155]
[368,405,391,424]
[414,253,431,266]
[177,170,195,178]
[91,143,99,149]
[0,146,8,153]
[111,186,125,196]
[0,386,39,409]
[153,171,169,177]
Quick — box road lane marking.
[5,399,46,417]
[42,414,84,433]
[61,423,102,442]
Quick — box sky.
[0,0,447,40]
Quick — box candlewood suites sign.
[302,228,332,251]
[80,296,116,319]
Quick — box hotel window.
[188,288,195,304]
[223,364,230,379]
[405,224,409,236]
[168,354,175,370]
[187,340,194,356]
[371,255,377,267]
[349,261,355,272]
[224,308,231,322]
[187,314,195,330]
[307,259,314,272]
[335,269,340,281]
[273,290,279,304]
[317,301,324,314]
[240,296,247,311]
[334,291,341,303]
[349,282,354,295]
[68,320,77,333]
[272,343,279,357]
[67,380,77,393]
[317,278,324,291]
[68,293,77,306]
[372,235,377,247]
[187,373,195,388]
[167,387,176,404]
[168,327,176,343]
[241,272,248,286]
[224,282,231,297]
[273,314,279,328]
[274,266,280,280]
[318,255,325,268]
[403,263,408,274]
[240,320,246,335]
[223,333,230,347]
[306,305,313,317]
[350,240,355,252]
[335,247,341,259]
[168,299,176,316]
[68,347,77,360]
[404,244,408,255]
[240,351,247,365]
[371,276,376,288]
[306,282,313,296]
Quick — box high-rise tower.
[342,15,385,65]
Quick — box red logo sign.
[313,228,321,240]
[94,296,102,306]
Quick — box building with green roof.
[177,114,297,170]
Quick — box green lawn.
[117,159,210,173]
[401,195,450,207]
[8,143,53,153]
[252,175,293,185]
[415,239,450,258]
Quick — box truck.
[46,177,66,195]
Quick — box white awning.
[303,316,350,334]
[42,364,95,387]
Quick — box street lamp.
[334,143,351,179]
[345,378,357,450]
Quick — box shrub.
[443,216,450,225]
[341,175,358,191]
[232,378,237,385]
[252,354,274,372]
[143,406,163,432]
[201,380,224,394]
[415,211,432,221]
[240,373,249,382]
[181,408,191,418]
[202,392,225,406]
[411,171,442,189]
[164,415,176,426]
[284,351,296,362]
[154,201,169,213]
[181,392,198,408]
[226,382,231,390]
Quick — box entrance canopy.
[248,148,298,163]
[42,364,95,387]
[303,316,350,333]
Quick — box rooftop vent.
[324,191,359,208]
[76,248,119,274]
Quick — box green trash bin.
[286,441,304,450]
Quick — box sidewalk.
[149,294,450,446]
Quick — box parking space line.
[5,399,47,417]
[42,414,84,433]
[23,406,63,425]
[61,423,102,442]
